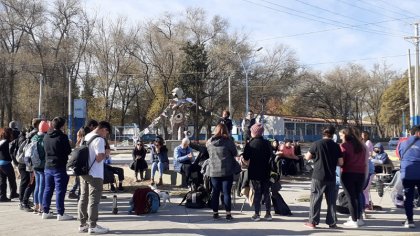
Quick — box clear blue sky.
[82,0,420,73]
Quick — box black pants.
[106,165,124,182]
[341,172,365,222]
[308,179,337,225]
[251,179,271,215]
[181,163,192,185]
[18,164,34,205]
[0,163,17,199]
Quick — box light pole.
[234,46,263,115]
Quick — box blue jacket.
[150,144,169,164]
[173,145,194,172]
[398,136,420,180]
[372,143,389,164]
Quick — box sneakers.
[88,225,109,234]
[68,192,79,199]
[403,220,416,228]
[110,184,116,193]
[79,224,89,233]
[23,206,34,212]
[226,214,233,221]
[343,220,359,228]
[263,214,272,221]
[329,224,338,229]
[42,212,54,219]
[10,193,19,199]
[304,222,316,229]
[213,213,220,220]
[57,213,74,221]
[357,219,365,226]
[251,214,260,222]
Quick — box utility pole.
[408,49,414,127]
[405,22,420,125]
[68,72,73,141]
[38,74,43,118]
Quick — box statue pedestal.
[165,140,182,157]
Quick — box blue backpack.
[146,191,160,213]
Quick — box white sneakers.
[41,212,54,219]
[88,225,109,234]
[343,220,359,228]
[404,220,416,228]
[57,213,73,221]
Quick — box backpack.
[66,135,100,176]
[16,138,31,164]
[24,140,44,170]
[146,191,160,213]
[179,185,209,209]
[131,187,159,215]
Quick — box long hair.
[76,127,86,147]
[340,127,364,154]
[0,127,14,142]
[213,123,229,138]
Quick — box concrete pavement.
[0,174,419,236]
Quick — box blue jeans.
[34,171,45,206]
[211,176,233,213]
[251,179,271,215]
[42,168,69,215]
[151,162,166,179]
[402,179,420,221]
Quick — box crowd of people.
[0,110,419,234]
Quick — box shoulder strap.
[86,135,101,146]
[401,137,419,160]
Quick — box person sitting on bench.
[371,143,391,174]
[174,138,195,187]
[276,139,299,176]
[104,140,125,192]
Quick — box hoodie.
[243,137,272,181]
[372,143,389,165]
[43,129,71,169]
[206,136,238,177]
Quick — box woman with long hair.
[132,141,147,182]
[206,123,238,221]
[339,127,368,228]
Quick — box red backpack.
[132,187,155,215]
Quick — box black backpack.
[179,185,209,209]
[67,135,100,176]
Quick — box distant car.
[388,137,400,149]
[140,134,157,144]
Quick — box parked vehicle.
[388,137,400,149]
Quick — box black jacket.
[0,140,12,162]
[243,137,272,181]
[43,129,72,169]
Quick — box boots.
[151,179,155,185]
[140,171,144,182]
[118,182,124,191]
[157,178,163,186]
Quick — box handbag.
[129,161,136,170]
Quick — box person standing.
[241,110,256,143]
[243,123,273,221]
[32,121,50,214]
[42,117,73,221]
[206,123,238,221]
[397,125,420,228]
[339,127,368,228]
[0,128,18,202]
[219,110,233,135]
[304,126,343,229]
[132,141,147,182]
[78,121,111,234]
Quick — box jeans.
[42,168,69,215]
[251,179,271,215]
[78,175,103,228]
[70,176,80,195]
[211,176,233,213]
[151,161,166,179]
[34,171,45,206]
[308,179,337,225]
[341,172,365,222]
[18,164,34,205]
[402,179,420,221]
[0,163,17,199]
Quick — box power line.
[375,0,419,18]
[305,53,407,66]
[254,16,415,42]
[292,0,407,34]
[242,0,404,38]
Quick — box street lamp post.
[234,47,263,115]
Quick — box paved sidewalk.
[0,177,419,236]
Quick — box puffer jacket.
[372,143,390,164]
[205,136,238,177]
